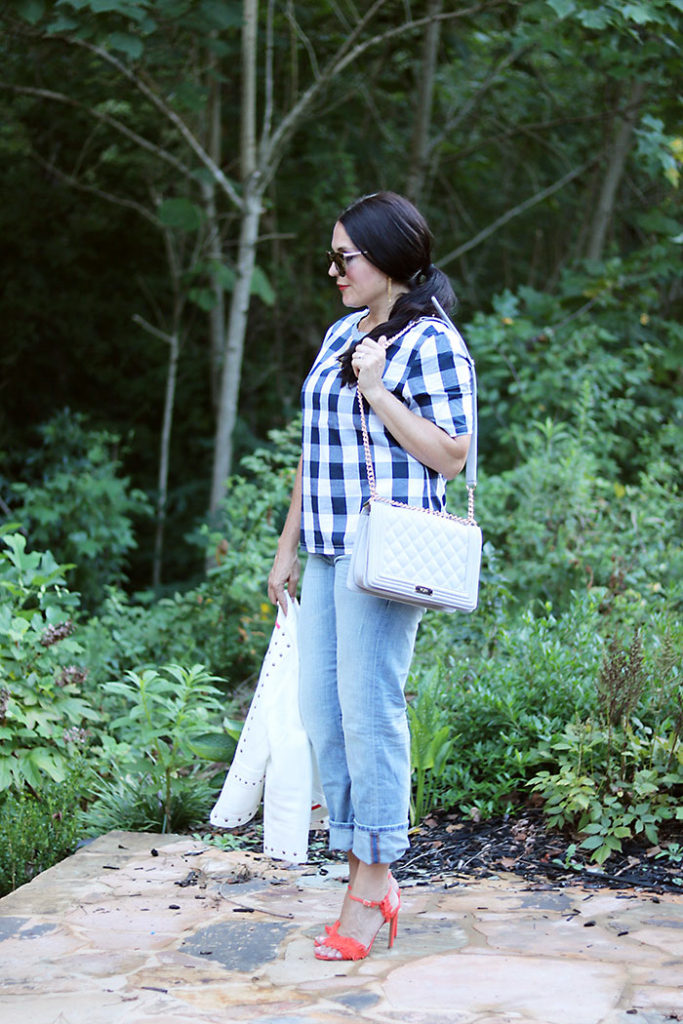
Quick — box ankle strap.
[348,892,381,909]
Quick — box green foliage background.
[0,0,681,891]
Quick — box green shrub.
[0,530,101,791]
[79,584,273,697]
[411,592,607,818]
[84,770,219,835]
[475,414,681,615]
[469,261,682,481]
[0,763,86,896]
[408,584,682,849]
[83,663,237,835]
[529,621,683,863]
[7,409,152,610]
[462,258,682,619]
[78,418,302,692]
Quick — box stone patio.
[0,830,681,1023]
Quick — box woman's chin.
[339,292,361,309]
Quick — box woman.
[267,191,473,961]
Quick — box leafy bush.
[529,622,683,864]
[408,595,594,819]
[429,593,608,818]
[78,418,302,692]
[83,663,237,835]
[469,257,682,482]
[474,409,681,615]
[408,581,683,864]
[79,584,270,697]
[7,409,152,610]
[0,530,100,791]
[84,770,219,835]
[0,763,86,896]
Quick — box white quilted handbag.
[348,299,482,614]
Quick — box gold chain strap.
[355,386,477,526]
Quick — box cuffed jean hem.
[329,818,410,865]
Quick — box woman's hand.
[267,458,303,615]
[353,336,470,479]
[267,547,300,615]
[352,336,388,395]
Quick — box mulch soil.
[390,808,683,895]
[202,808,683,896]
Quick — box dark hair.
[336,191,456,385]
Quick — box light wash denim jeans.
[298,553,423,864]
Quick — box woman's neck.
[358,309,380,332]
[359,284,409,332]
[359,301,393,333]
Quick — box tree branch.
[431,44,534,152]
[328,0,355,34]
[261,0,507,183]
[0,82,194,180]
[32,152,160,226]
[132,314,176,344]
[132,311,180,344]
[439,161,593,266]
[65,36,244,210]
[285,5,321,81]
[262,0,276,154]
[262,0,391,173]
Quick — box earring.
[387,277,393,311]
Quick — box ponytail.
[337,264,456,387]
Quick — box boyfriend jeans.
[298,553,423,864]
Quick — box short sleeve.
[405,323,474,436]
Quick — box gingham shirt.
[300,310,474,555]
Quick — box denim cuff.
[351,818,409,864]
[327,818,410,865]
[328,818,354,853]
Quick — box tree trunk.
[203,52,225,414]
[132,311,181,588]
[153,329,180,587]
[208,0,259,516]
[405,0,442,205]
[241,0,258,181]
[204,180,226,417]
[209,187,262,516]
[586,80,646,261]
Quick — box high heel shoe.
[314,872,398,948]
[314,874,400,961]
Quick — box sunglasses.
[326,249,367,276]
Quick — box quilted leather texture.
[349,499,482,613]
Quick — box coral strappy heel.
[314,874,400,961]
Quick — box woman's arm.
[352,338,470,480]
[267,456,303,613]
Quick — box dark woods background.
[1,0,681,591]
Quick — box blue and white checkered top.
[300,310,474,555]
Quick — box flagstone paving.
[0,830,681,1024]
